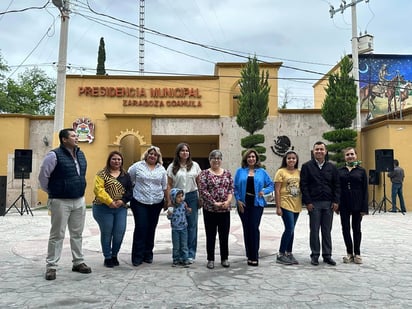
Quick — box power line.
[0,1,50,15]
[75,12,215,65]
[6,18,58,79]
[2,0,336,90]
[84,0,333,78]
[0,0,14,22]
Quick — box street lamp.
[52,0,70,143]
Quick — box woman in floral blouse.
[199,150,234,269]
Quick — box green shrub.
[241,134,265,148]
[323,129,357,143]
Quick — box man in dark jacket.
[300,141,340,266]
[39,128,91,280]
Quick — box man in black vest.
[39,128,91,280]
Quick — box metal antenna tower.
[139,0,145,74]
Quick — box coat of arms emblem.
[73,117,95,143]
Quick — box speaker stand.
[368,184,379,210]
[5,177,33,216]
[373,172,405,215]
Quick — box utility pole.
[329,0,370,131]
[52,0,70,142]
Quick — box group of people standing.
[277,142,369,266]
[39,129,373,281]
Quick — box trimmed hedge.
[241,134,265,148]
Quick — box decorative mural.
[359,54,412,118]
[72,117,95,143]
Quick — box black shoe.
[221,259,230,268]
[323,257,336,266]
[72,263,92,273]
[182,260,190,268]
[311,257,319,266]
[143,259,153,264]
[389,209,397,213]
[112,256,119,266]
[45,269,56,280]
[132,260,142,267]
[104,258,114,268]
[247,260,259,266]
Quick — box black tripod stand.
[372,172,404,215]
[368,184,379,210]
[5,176,33,216]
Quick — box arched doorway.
[113,129,147,170]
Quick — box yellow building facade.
[1,60,410,212]
[0,62,281,208]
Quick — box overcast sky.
[1,0,411,108]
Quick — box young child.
[167,188,192,267]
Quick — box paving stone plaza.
[1,207,411,308]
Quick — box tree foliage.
[322,56,357,129]
[323,129,357,165]
[236,56,271,163]
[0,53,56,115]
[0,52,8,79]
[240,134,265,148]
[96,37,106,76]
[321,55,358,166]
[236,56,270,135]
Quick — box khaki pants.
[46,197,86,269]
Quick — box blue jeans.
[391,183,406,212]
[92,204,127,259]
[172,228,188,263]
[279,208,300,254]
[185,191,199,259]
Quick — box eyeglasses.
[210,157,222,161]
